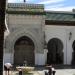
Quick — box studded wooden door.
[14,36,35,66]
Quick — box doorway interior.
[14,36,35,66]
[47,38,63,65]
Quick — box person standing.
[4,63,12,75]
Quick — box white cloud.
[20,0,23,2]
[38,0,65,4]
[26,0,34,2]
[26,0,30,1]
[7,0,75,11]
[8,0,34,3]
[38,0,75,11]
[45,4,64,8]
[45,6,75,11]
[8,0,23,3]
[8,0,16,3]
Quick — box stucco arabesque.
[4,27,44,54]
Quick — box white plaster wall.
[68,29,75,64]
[64,27,75,64]
[35,49,47,65]
[45,25,75,65]
[4,51,47,65]
[45,25,67,64]
[3,53,13,64]
[4,25,75,65]
[3,48,13,64]
[44,49,48,64]
[35,53,45,65]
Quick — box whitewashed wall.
[4,24,75,65]
[35,49,48,65]
[45,25,75,65]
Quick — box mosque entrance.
[47,38,63,65]
[14,36,35,66]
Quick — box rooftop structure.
[6,3,75,23]
[6,3,44,15]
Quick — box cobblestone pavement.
[3,69,75,75]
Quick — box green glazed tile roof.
[46,11,75,22]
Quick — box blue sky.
[8,0,75,11]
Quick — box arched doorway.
[47,38,63,65]
[14,36,35,66]
[72,40,75,65]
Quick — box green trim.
[45,20,75,26]
[6,10,45,15]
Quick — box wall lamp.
[69,32,72,40]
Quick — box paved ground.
[3,69,75,75]
[34,69,75,75]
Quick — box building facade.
[4,3,75,66]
